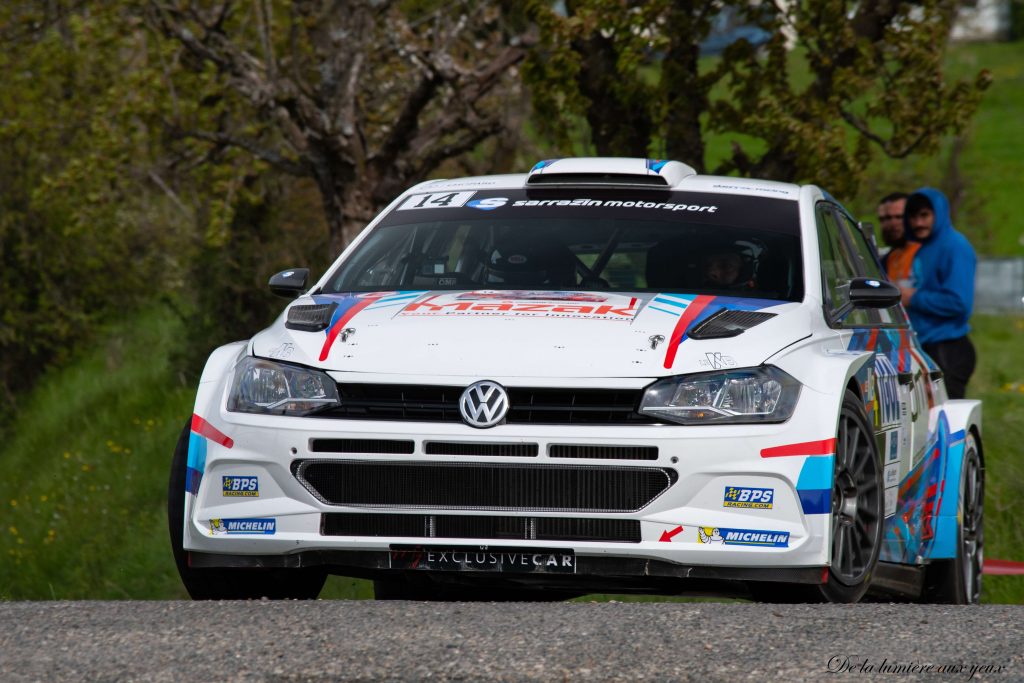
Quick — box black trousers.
[923,335,976,400]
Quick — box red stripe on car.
[662,295,714,369]
[191,413,234,449]
[760,438,837,458]
[319,295,382,361]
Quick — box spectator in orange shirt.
[877,192,919,286]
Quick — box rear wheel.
[921,431,983,604]
[168,420,326,600]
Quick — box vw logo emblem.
[459,380,509,428]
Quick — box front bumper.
[183,385,838,580]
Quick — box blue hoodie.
[905,187,976,345]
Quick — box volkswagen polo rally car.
[169,157,983,603]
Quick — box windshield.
[324,189,803,302]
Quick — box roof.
[409,157,802,200]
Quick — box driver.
[701,241,756,290]
[482,227,577,287]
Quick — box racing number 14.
[397,191,476,211]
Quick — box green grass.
[0,306,195,599]
[963,314,1024,604]
[2,305,1022,602]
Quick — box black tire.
[921,431,983,604]
[752,390,883,603]
[168,420,326,600]
[817,390,884,602]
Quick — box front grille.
[321,513,641,543]
[310,384,658,425]
[549,444,658,460]
[310,439,414,454]
[294,460,675,512]
[424,442,538,457]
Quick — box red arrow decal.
[659,525,684,542]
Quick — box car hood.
[252,290,808,380]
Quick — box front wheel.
[921,431,983,604]
[818,390,884,602]
[168,420,326,600]
[754,390,883,604]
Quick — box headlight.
[227,356,340,416]
[639,366,800,425]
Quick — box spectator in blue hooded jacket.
[899,187,976,399]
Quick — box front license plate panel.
[389,545,576,574]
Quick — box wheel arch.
[927,399,983,561]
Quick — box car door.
[816,202,922,523]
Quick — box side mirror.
[268,268,310,299]
[849,277,901,308]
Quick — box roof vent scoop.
[687,309,777,339]
[526,157,697,188]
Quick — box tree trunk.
[663,33,707,172]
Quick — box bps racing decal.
[222,476,259,497]
[698,526,790,547]
[210,518,276,535]
[723,486,774,509]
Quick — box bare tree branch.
[180,128,309,176]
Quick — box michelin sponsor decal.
[723,486,774,509]
[698,526,789,547]
[222,475,259,497]
[210,518,276,535]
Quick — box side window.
[816,204,857,313]
[838,214,884,280]
[816,203,873,326]
[838,212,908,327]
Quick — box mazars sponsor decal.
[399,291,641,321]
[697,526,789,547]
[210,518,276,535]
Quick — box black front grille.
[424,442,538,457]
[294,460,675,512]
[310,439,414,454]
[549,444,658,460]
[321,513,641,543]
[310,384,658,425]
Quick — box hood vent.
[688,309,776,339]
[286,302,338,331]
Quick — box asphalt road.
[0,601,1021,682]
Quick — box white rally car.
[169,157,983,603]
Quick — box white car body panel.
[179,157,982,594]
